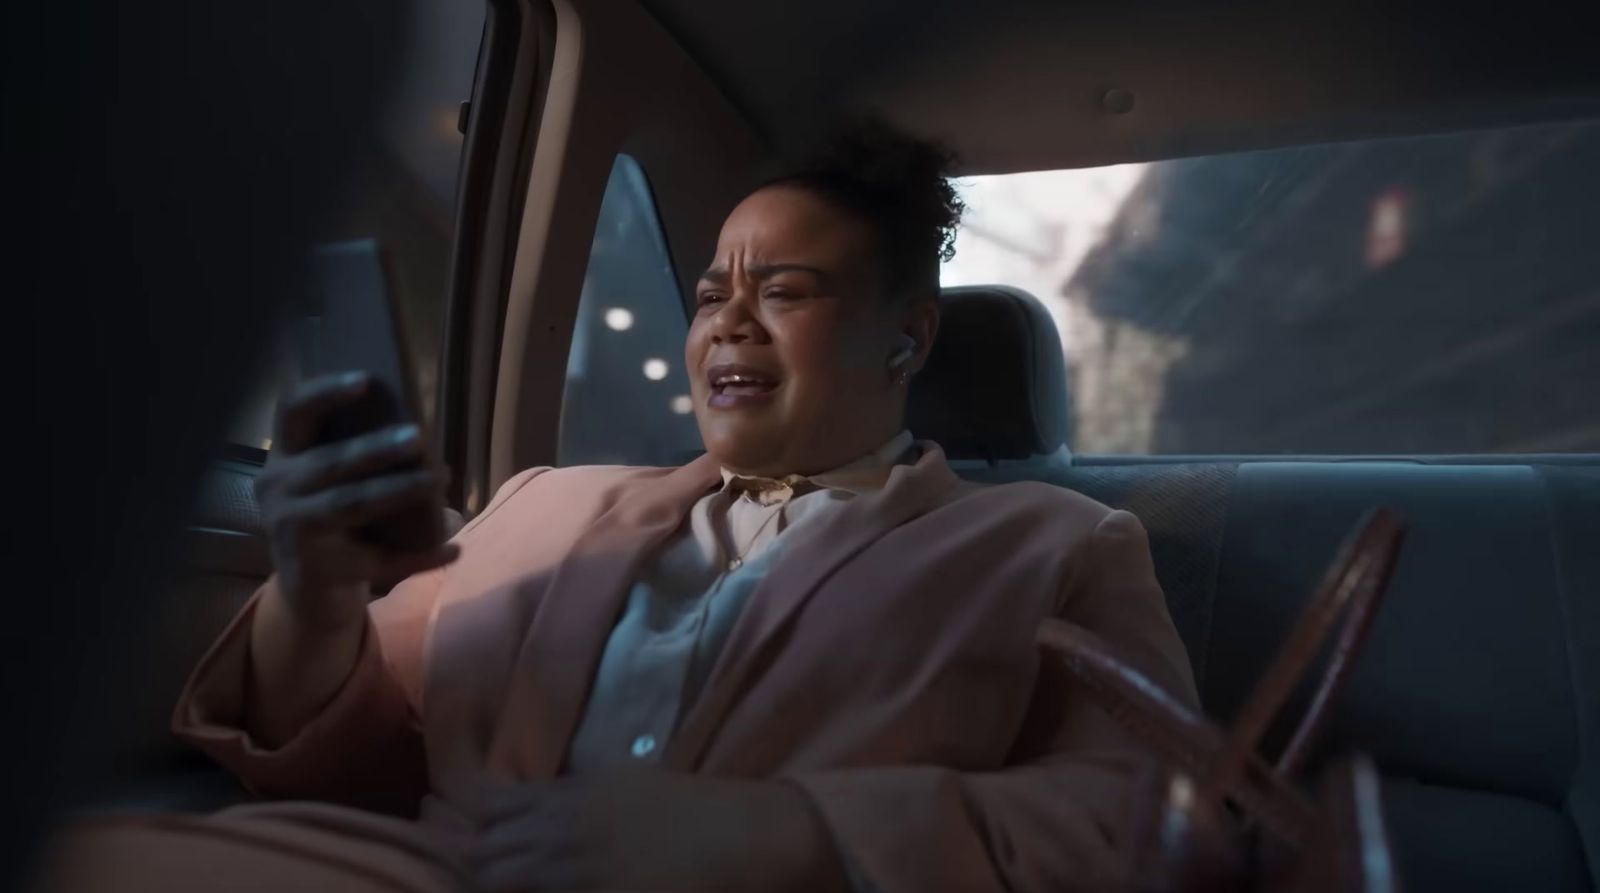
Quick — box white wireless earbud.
[888,334,917,370]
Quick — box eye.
[762,287,800,300]
[696,291,726,309]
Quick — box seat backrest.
[967,458,1600,893]
[922,284,1599,891]
[908,285,1071,462]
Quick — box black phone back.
[305,239,444,554]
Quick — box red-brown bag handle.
[1037,508,1405,848]
[1207,509,1405,802]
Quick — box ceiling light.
[604,307,635,331]
[671,395,693,415]
[643,358,669,381]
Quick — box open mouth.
[706,363,780,407]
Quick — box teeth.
[714,373,769,386]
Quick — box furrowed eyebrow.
[746,263,828,281]
[697,264,830,286]
[698,267,731,286]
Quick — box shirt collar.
[720,430,915,503]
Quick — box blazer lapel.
[487,455,721,779]
[667,444,961,769]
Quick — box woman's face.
[686,186,936,476]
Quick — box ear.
[900,299,940,375]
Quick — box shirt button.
[727,557,743,571]
[631,734,657,758]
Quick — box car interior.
[95,2,1598,890]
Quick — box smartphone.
[302,239,445,554]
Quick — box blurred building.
[953,118,1600,455]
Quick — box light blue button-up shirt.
[564,431,914,773]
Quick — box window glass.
[559,156,703,467]
[225,0,485,449]
[943,118,1600,454]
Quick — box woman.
[46,125,1196,892]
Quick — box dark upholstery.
[936,284,1599,890]
[1209,465,1580,802]
[963,458,1600,892]
[907,285,1070,460]
[1543,467,1600,886]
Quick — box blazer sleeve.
[170,467,548,816]
[170,571,442,815]
[788,509,1200,893]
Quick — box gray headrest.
[907,285,1072,461]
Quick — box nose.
[709,289,767,345]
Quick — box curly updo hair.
[759,119,964,303]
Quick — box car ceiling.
[638,0,1600,174]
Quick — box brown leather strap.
[1281,755,1402,893]
[1207,509,1405,799]
[1035,508,1406,851]
[1276,513,1405,778]
[1038,620,1317,844]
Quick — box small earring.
[888,341,916,386]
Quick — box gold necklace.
[720,497,788,572]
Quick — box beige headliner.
[640,0,1600,175]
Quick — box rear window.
[942,118,1600,455]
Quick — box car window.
[559,156,703,467]
[225,0,485,450]
[942,118,1600,455]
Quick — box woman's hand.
[246,371,458,746]
[255,371,458,632]
[467,773,849,893]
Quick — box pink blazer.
[175,444,1198,892]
